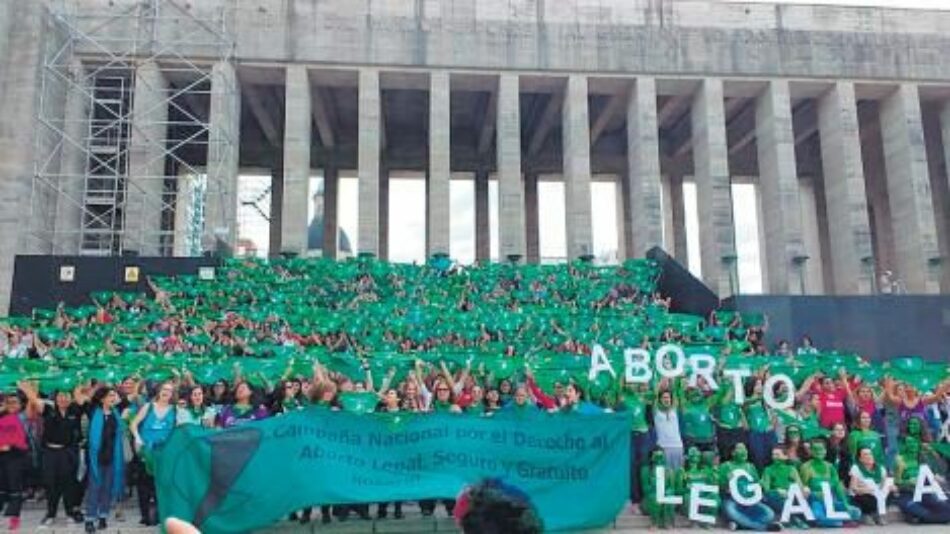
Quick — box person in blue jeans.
[85,387,125,534]
[894,437,950,524]
[718,443,781,531]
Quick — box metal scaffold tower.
[31,0,236,257]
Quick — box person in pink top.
[0,388,33,531]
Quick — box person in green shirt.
[893,437,950,524]
[761,447,808,529]
[745,380,777,471]
[846,410,884,466]
[714,382,747,462]
[680,386,716,453]
[641,448,678,529]
[622,383,655,511]
[678,446,719,528]
[799,440,860,527]
[718,443,780,531]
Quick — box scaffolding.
[31,0,236,257]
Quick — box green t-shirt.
[624,395,649,433]
[717,403,744,430]
[762,463,797,492]
[745,402,771,433]
[848,429,883,464]
[682,403,715,441]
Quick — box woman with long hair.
[848,446,895,525]
[216,381,269,428]
[175,386,215,428]
[84,387,125,533]
[129,381,176,526]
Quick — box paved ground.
[16,499,949,533]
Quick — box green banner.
[155,409,631,533]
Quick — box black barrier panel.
[9,255,222,316]
[722,295,950,363]
[646,247,720,317]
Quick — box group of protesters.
[0,256,948,531]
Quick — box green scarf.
[857,462,883,485]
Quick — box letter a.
[780,484,815,522]
[914,464,948,502]
[589,344,617,381]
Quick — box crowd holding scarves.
[0,256,947,531]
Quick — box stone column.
[281,65,311,256]
[661,176,675,254]
[269,163,283,257]
[427,71,451,257]
[627,77,663,257]
[323,164,339,259]
[817,82,873,294]
[562,75,594,260]
[474,170,490,261]
[378,166,389,261]
[54,59,89,255]
[880,84,940,293]
[204,61,241,254]
[937,102,950,292]
[524,172,540,263]
[358,69,381,257]
[125,61,168,255]
[496,74,525,261]
[615,175,628,261]
[692,79,736,296]
[799,177,825,293]
[668,171,689,267]
[756,80,806,294]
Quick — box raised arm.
[921,379,950,405]
[18,381,44,417]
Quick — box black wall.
[646,247,720,317]
[9,255,221,316]
[722,295,950,363]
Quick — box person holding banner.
[799,439,861,527]
[679,446,719,528]
[848,446,896,525]
[654,388,684,470]
[641,448,677,529]
[894,437,950,523]
[679,386,716,454]
[761,447,808,529]
[717,443,781,531]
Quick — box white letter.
[821,482,850,520]
[914,464,948,502]
[688,484,719,524]
[763,374,795,410]
[624,348,652,384]
[688,354,718,389]
[780,484,815,522]
[722,368,752,404]
[655,344,686,379]
[729,470,763,506]
[863,477,893,515]
[656,466,684,505]
[588,344,616,381]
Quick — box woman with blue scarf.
[85,387,124,534]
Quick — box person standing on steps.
[84,387,125,534]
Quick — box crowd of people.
[0,256,947,531]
